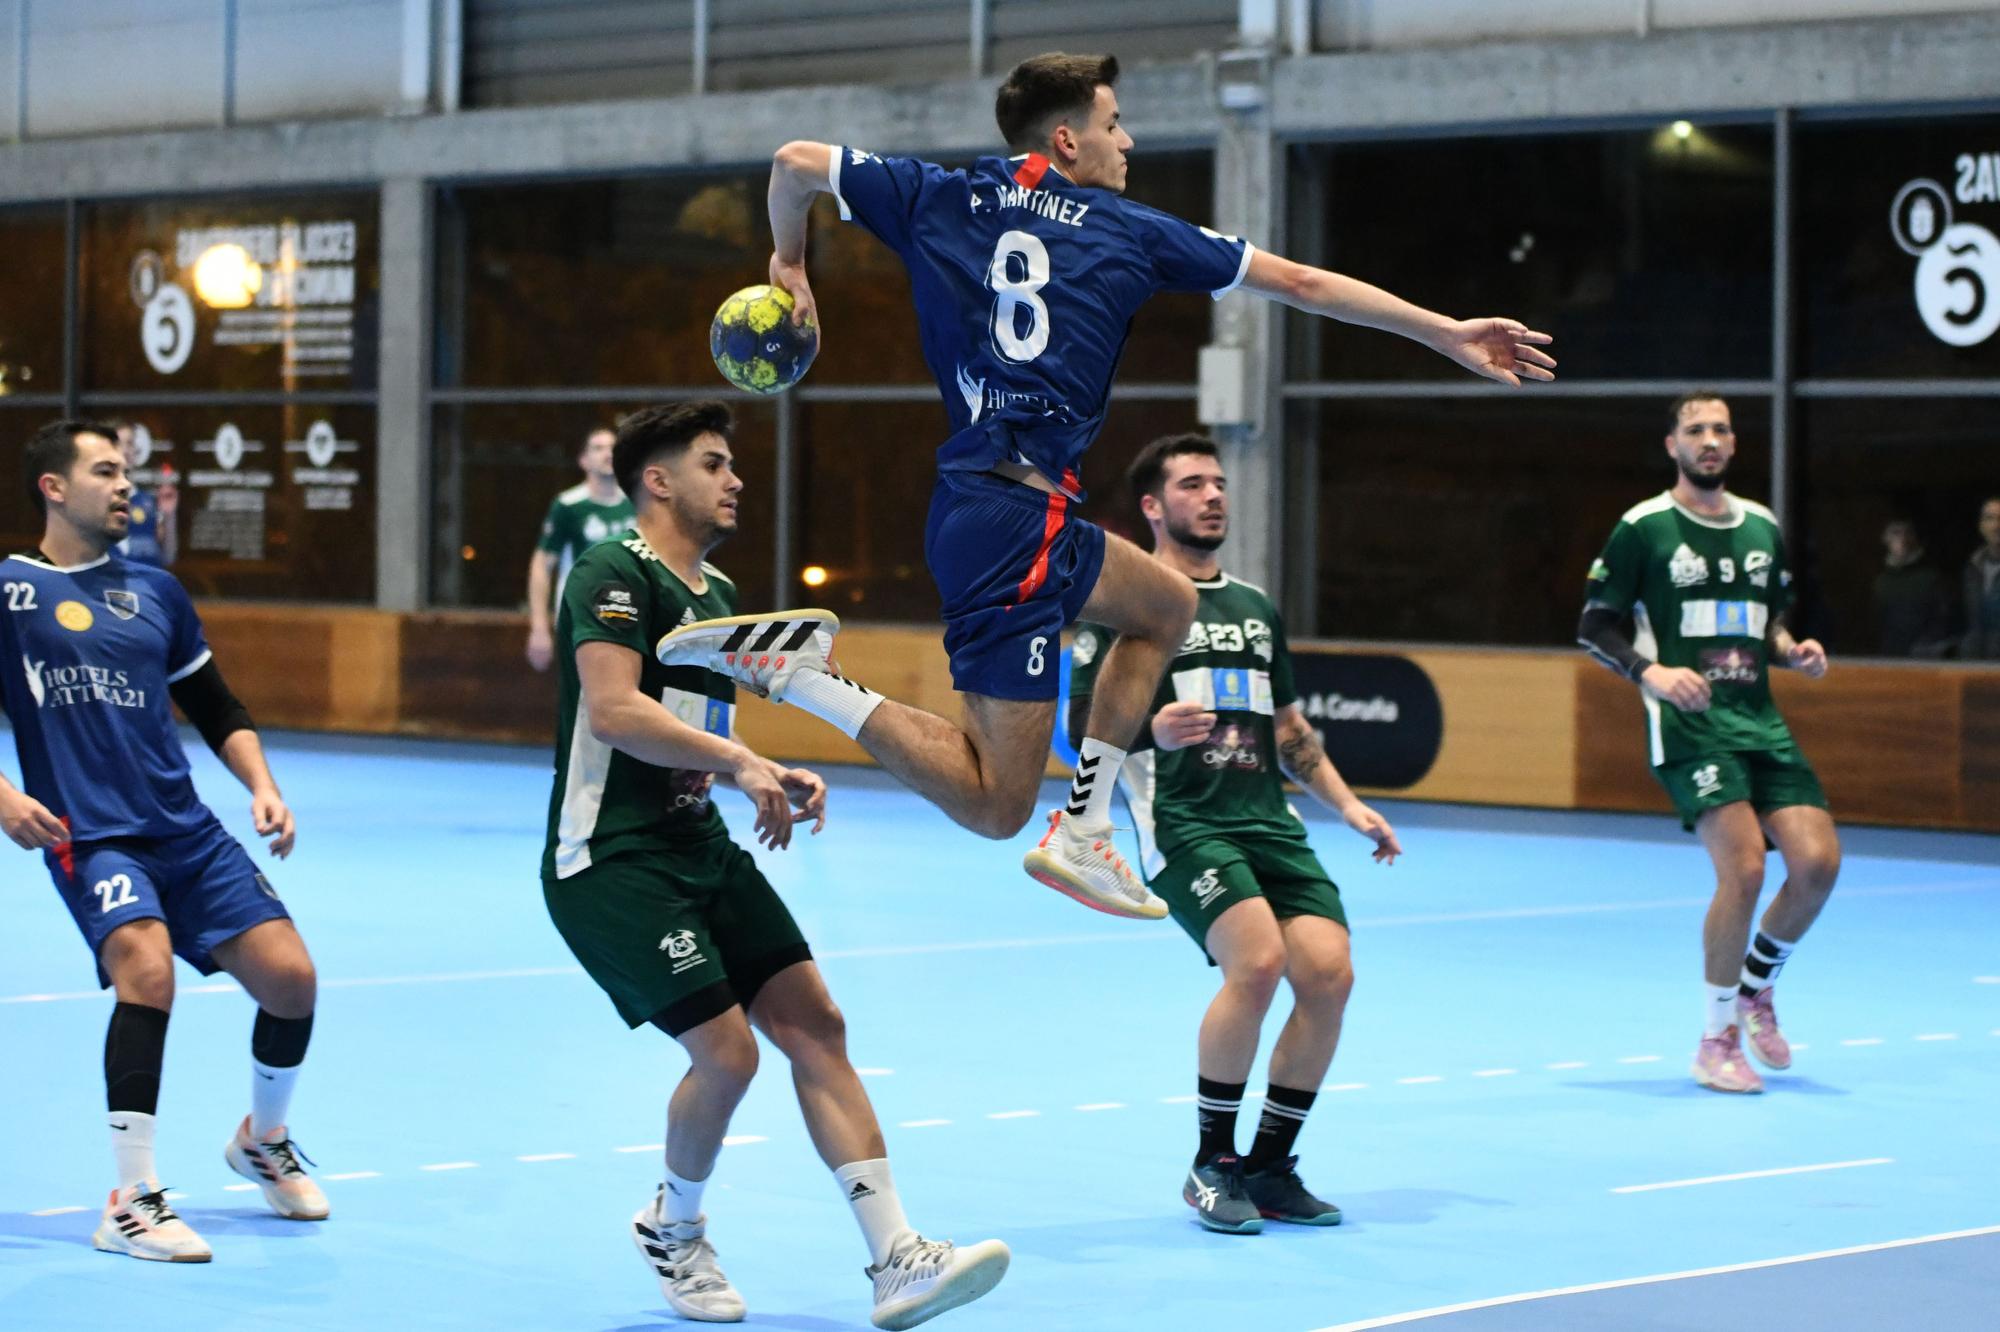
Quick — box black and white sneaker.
[866,1234,1010,1330]
[1243,1156,1343,1226]
[631,1190,746,1323]
[1183,1155,1262,1234]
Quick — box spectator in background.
[1964,497,2000,662]
[1871,516,1951,657]
[112,420,177,569]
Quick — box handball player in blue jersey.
[0,421,326,1263]
[666,53,1553,920]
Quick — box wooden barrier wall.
[201,605,2000,833]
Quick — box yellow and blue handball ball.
[710,284,819,394]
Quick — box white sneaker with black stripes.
[92,1180,211,1262]
[1022,810,1167,920]
[655,610,840,702]
[224,1115,329,1220]
[631,1191,745,1323]
[866,1234,1010,1330]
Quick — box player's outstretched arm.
[578,641,804,849]
[1240,250,1555,387]
[768,140,836,328]
[1274,704,1401,864]
[216,730,296,859]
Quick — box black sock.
[1195,1076,1244,1166]
[251,1009,314,1068]
[1246,1084,1317,1170]
[105,1002,170,1115]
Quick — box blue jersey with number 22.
[831,148,1252,499]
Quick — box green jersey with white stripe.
[1584,491,1796,765]
[538,484,637,605]
[542,534,736,881]
[1070,573,1300,876]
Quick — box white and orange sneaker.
[92,1181,211,1262]
[1022,810,1167,920]
[655,610,841,701]
[224,1116,329,1220]
[1692,1024,1764,1094]
[1737,987,1792,1070]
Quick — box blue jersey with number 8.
[831,148,1252,499]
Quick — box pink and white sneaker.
[225,1115,330,1220]
[92,1181,211,1262]
[1737,988,1792,1070]
[1692,1025,1764,1094]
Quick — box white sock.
[1703,982,1738,1037]
[1066,738,1125,827]
[109,1110,158,1191]
[784,669,886,739]
[834,1157,916,1267]
[661,1164,708,1224]
[250,1058,300,1139]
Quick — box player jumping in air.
[0,420,323,1262]
[542,402,1007,1328]
[1578,393,1841,1094]
[664,52,1553,921]
[1069,433,1399,1232]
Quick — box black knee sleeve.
[104,1002,170,1116]
[252,1009,314,1069]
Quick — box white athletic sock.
[784,669,886,739]
[1704,982,1738,1038]
[661,1164,708,1224]
[250,1058,301,1139]
[834,1157,916,1267]
[1065,738,1125,827]
[109,1110,158,1191]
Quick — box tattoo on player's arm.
[1279,726,1325,783]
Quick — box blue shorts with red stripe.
[47,816,290,987]
[924,469,1107,701]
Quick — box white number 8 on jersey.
[988,230,1051,363]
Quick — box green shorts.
[542,830,811,1032]
[1152,834,1348,965]
[1653,746,1830,832]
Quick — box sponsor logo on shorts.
[1190,867,1227,909]
[1691,763,1724,799]
[659,929,709,975]
[254,873,279,900]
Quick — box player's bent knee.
[1226,947,1287,1000]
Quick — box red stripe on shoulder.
[1013,154,1050,188]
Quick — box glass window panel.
[0,207,67,398]
[430,400,776,611]
[1796,114,2000,380]
[0,407,61,553]
[1298,395,1772,645]
[80,193,379,392]
[1793,398,1996,659]
[82,404,376,602]
[1292,127,1774,382]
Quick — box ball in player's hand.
[710,285,818,394]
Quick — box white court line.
[1160,1095,1197,1104]
[899,1119,951,1128]
[856,1068,894,1076]
[419,1162,479,1172]
[1617,1055,1663,1065]
[1545,1061,1588,1070]
[1611,1158,1893,1195]
[1842,1037,1884,1046]
[1396,1076,1443,1085]
[1975,976,1999,984]
[517,1153,574,1163]
[1324,1083,1368,1092]
[986,1110,1040,1120]
[1472,1069,1517,1078]
[223,1183,258,1192]
[1916,1033,1959,1042]
[614,1144,663,1154]
[721,1135,767,1146]
[1075,1102,1126,1112]
[322,1171,380,1182]
[1308,1223,2000,1332]
[31,1206,88,1217]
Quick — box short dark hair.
[995,53,1119,151]
[1127,432,1221,510]
[24,418,120,515]
[613,401,733,500]
[1666,391,1728,433]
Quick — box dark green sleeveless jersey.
[542,534,738,881]
[1071,573,1300,875]
[1584,491,1796,766]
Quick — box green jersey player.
[1578,393,1841,1095]
[526,426,635,671]
[1068,433,1401,1235]
[542,402,1007,1329]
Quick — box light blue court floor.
[2,733,1996,1331]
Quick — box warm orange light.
[191,243,263,309]
[801,564,829,587]
[461,545,477,561]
